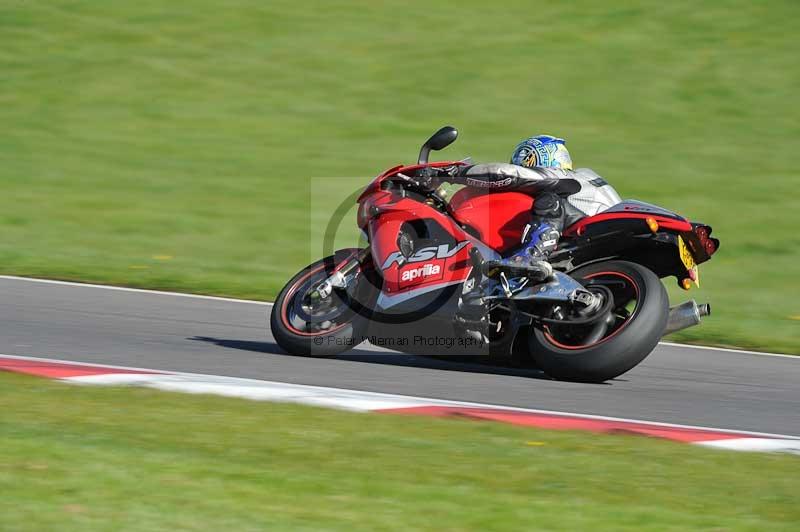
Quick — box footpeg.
[482,259,552,282]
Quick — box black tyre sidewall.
[270,250,372,357]
[528,260,669,382]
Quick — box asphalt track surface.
[2,276,798,436]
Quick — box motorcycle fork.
[312,248,371,300]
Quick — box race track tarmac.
[1,276,798,436]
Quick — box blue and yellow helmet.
[511,135,573,170]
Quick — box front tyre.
[528,260,668,382]
[270,250,374,357]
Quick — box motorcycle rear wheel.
[528,260,668,382]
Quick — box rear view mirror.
[418,126,458,164]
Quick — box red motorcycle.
[271,127,719,382]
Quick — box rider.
[438,135,621,281]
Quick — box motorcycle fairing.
[553,200,718,283]
[359,163,718,307]
[563,200,693,237]
[604,199,689,218]
[448,188,535,253]
[365,193,475,309]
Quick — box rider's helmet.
[510,135,573,170]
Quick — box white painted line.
[657,341,798,359]
[697,438,800,454]
[3,353,799,441]
[0,275,272,306]
[69,373,430,411]
[1,275,796,358]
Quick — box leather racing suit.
[440,162,622,278]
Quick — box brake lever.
[396,172,436,191]
[394,172,417,184]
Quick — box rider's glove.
[436,165,461,179]
[414,167,440,190]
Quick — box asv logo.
[401,263,441,282]
[381,241,469,269]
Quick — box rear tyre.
[528,260,668,382]
[270,250,374,357]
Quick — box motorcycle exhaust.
[662,300,711,336]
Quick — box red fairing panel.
[366,197,473,296]
[563,212,693,236]
[449,189,534,253]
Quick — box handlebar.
[393,172,434,189]
[384,172,450,211]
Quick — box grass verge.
[1,372,799,531]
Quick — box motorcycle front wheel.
[528,260,668,383]
[270,249,375,357]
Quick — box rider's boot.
[482,192,565,282]
[482,222,560,281]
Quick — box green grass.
[1,1,799,352]
[1,372,798,531]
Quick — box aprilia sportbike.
[271,127,719,382]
